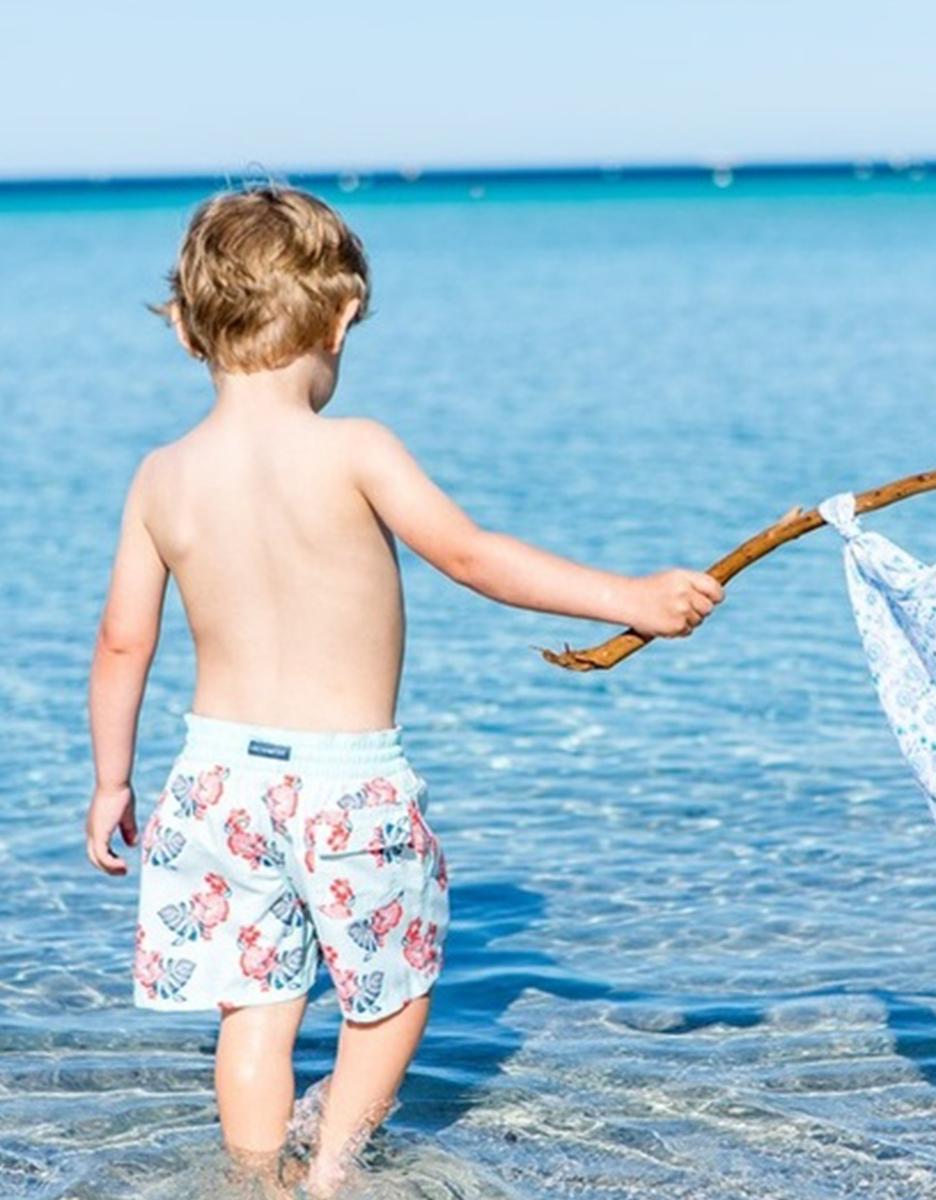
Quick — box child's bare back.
[143,407,406,731]
[86,185,723,1197]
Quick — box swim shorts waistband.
[180,711,408,772]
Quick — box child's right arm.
[351,420,723,638]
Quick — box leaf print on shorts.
[347,891,404,961]
[322,944,385,1016]
[350,971,385,1015]
[157,872,232,944]
[224,808,286,870]
[134,925,197,1001]
[171,765,230,820]
[367,818,412,867]
[270,886,306,928]
[142,812,187,869]
[337,777,400,810]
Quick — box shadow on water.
[876,989,936,1089]
[598,982,936,1097]
[295,888,936,1139]
[597,982,936,1090]
[293,880,616,1135]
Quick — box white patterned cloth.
[819,492,936,823]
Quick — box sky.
[1,0,935,178]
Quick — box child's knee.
[215,1006,301,1094]
[216,1047,279,1092]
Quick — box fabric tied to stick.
[819,490,936,824]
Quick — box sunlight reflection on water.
[5,171,936,1198]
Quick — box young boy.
[85,186,723,1196]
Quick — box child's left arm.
[86,455,169,875]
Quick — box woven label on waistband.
[247,739,292,761]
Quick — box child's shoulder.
[120,430,199,511]
[130,432,188,476]
[327,416,412,471]
[328,414,398,445]
[124,416,411,500]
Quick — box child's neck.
[210,350,338,419]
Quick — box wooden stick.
[541,468,936,672]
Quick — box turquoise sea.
[6,167,936,1199]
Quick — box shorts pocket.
[310,774,414,862]
[387,767,443,877]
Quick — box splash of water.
[284,1074,402,1197]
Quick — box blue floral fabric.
[820,492,936,823]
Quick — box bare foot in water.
[225,1144,298,1200]
[305,1152,354,1198]
[289,1071,401,1197]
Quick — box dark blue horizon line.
[0,159,932,191]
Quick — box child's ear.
[329,297,362,354]
[164,301,203,359]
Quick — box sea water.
[4,168,936,1198]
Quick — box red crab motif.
[312,809,352,853]
[263,774,302,834]
[190,872,231,937]
[133,926,163,997]
[322,943,359,1008]
[402,918,440,971]
[362,777,399,806]
[317,877,355,918]
[224,808,283,870]
[237,925,279,989]
[407,798,435,860]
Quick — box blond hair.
[156,186,370,372]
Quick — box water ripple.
[6,175,936,1197]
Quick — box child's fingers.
[690,572,724,604]
[119,806,139,847]
[87,833,128,875]
[673,607,704,636]
[689,593,715,618]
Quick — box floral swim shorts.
[134,712,449,1023]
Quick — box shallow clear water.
[5,170,936,1198]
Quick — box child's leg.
[215,994,309,1153]
[311,991,432,1174]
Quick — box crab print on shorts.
[347,891,404,961]
[322,944,386,1016]
[133,925,197,1002]
[402,917,441,972]
[317,878,356,918]
[224,808,286,870]
[237,924,307,992]
[157,872,232,944]
[263,775,302,835]
[171,765,229,820]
